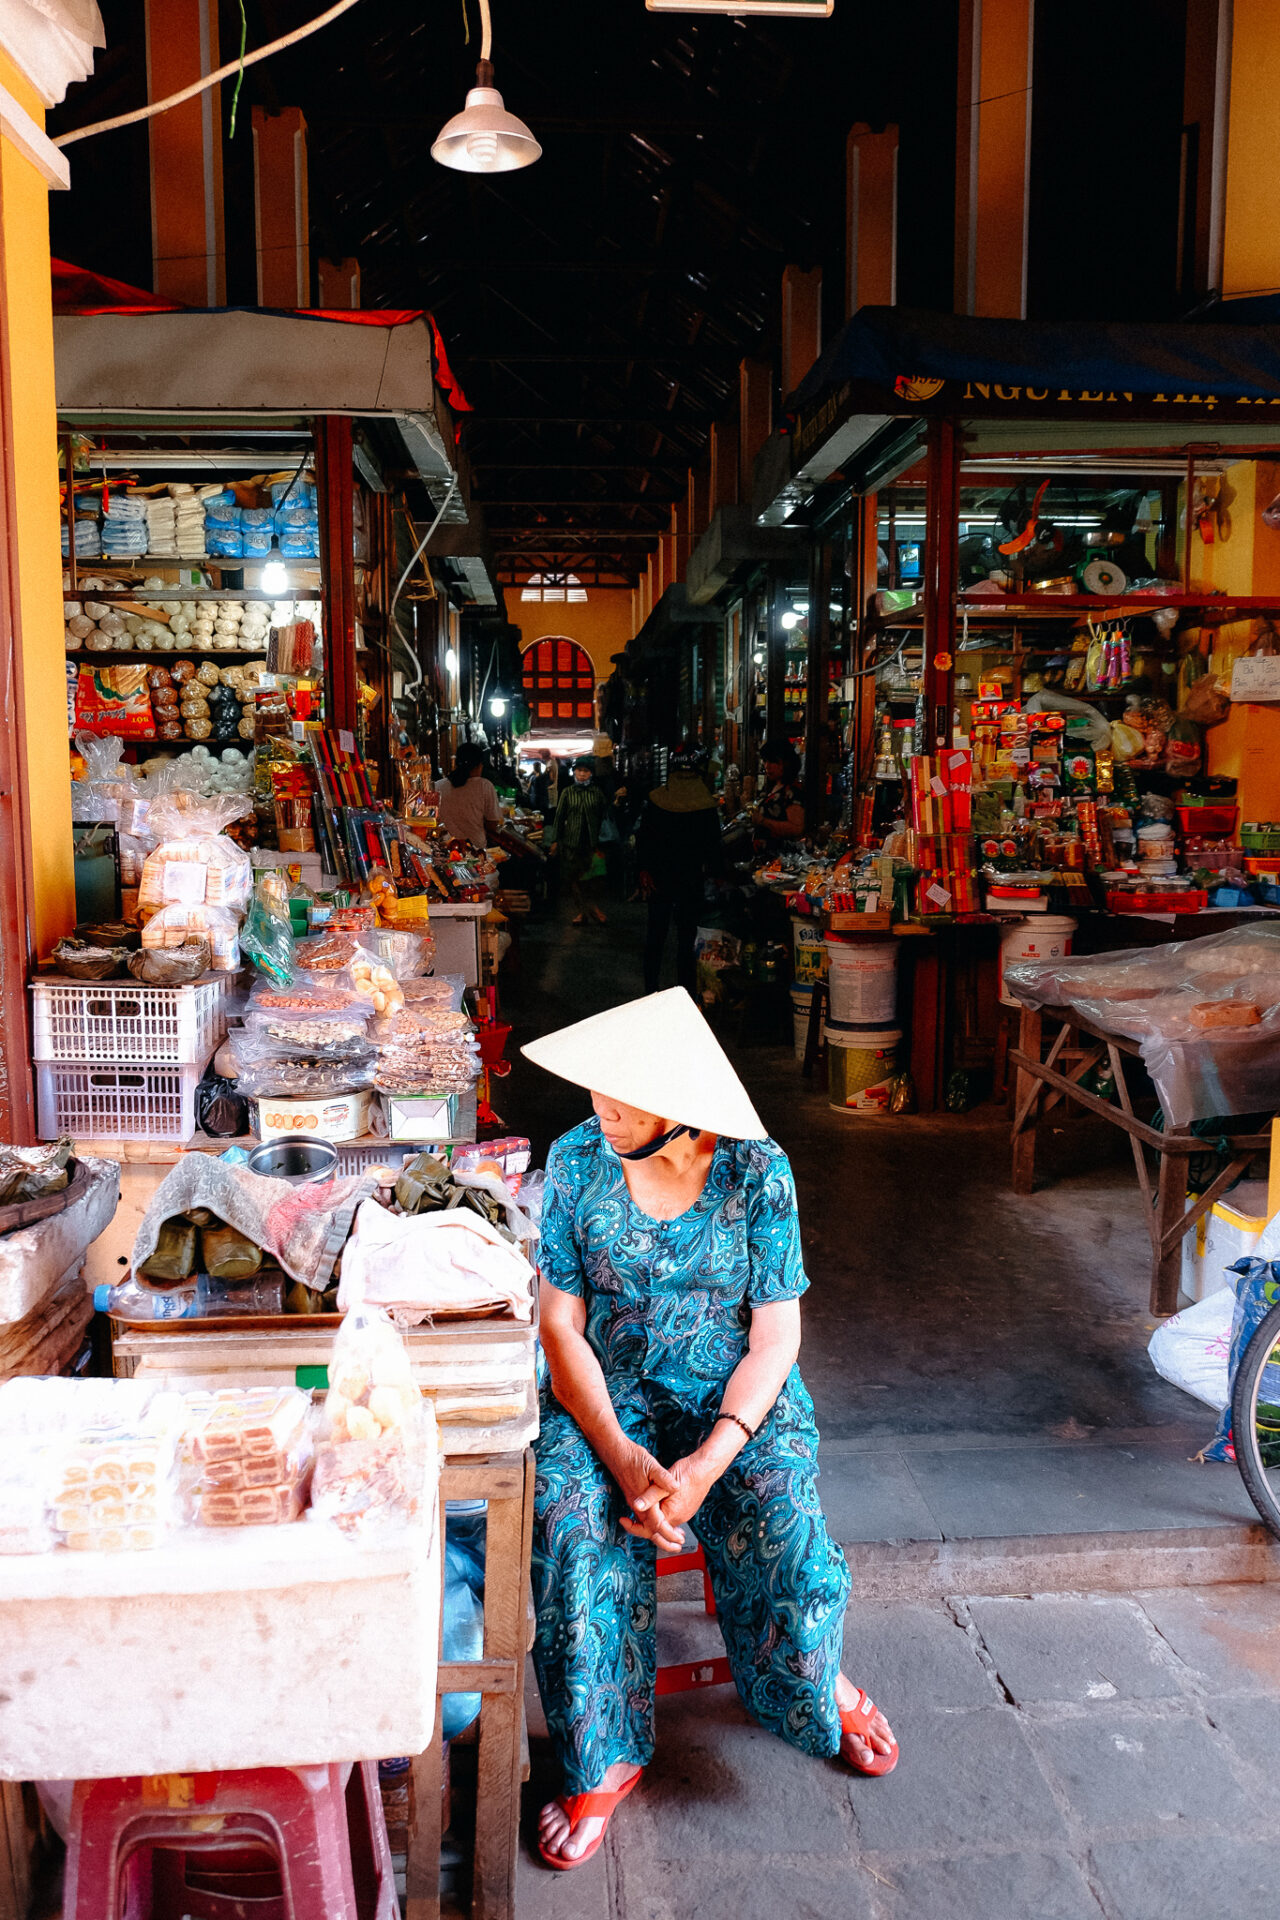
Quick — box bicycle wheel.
[1230,1297,1280,1539]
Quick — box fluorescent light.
[445,647,458,674]
[646,0,832,13]
[780,610,802,631]
[489,696,507,717]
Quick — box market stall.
[742,306,1280,1122]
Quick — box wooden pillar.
[316,416,358,735]
[144,0,225,305]
[318,256,361,309]
[921,417,959,752]
[711,419,739,509]
[738,358,772,501]
[845,123,898,316]
[781,263,822,400]
[253,106,310,308]
[954,0,1035,318]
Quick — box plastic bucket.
[824,937,898,1026]
[789,984,814,1063]
[791,916,827,985]
[997,914,1077,1008]
[826,1026,901,1114]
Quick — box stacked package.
[101,493,150,558]
[168,484,208,558]
[183,1387,311,1528]
[62,505,101,559]
[136,791,255,969]
[908,750,978,917]
[146,495,178,557]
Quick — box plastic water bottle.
[93,1273,285,1323]
[93,1276,198,1322]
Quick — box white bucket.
[824,937,898,1026]
[998,915,1077,1008]
[826,1025,902,1114]
[790,984,814,1062]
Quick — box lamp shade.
[431,85,541,173]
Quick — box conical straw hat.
[522,987,767,1140]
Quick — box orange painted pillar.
[781,264,822,399]
[318,256,361,309]
[845,123,898,315]
[738,358,772,500]
[145,0,225,305]
[688,461,710,545]
[954,0,1034,318]
[711,419,738,509]
[253,106,310,308]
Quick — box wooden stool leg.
[1152,1144,1189,1318]
[1011,1006,1043,1195]
[471,1452,534,1920]
[405,1490,448,1920]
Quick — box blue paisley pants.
[531,1377,852,1793]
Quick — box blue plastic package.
[204,502,241,529]
[1203,1257,1280,1460]
[241,527,274,558]
[241,507,274,529]
[205,529,245,559]
[441,1501,486,1739]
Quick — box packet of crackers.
[182,1387,312,1528]
[311,1307,427,1538]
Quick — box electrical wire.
[479,0,493,62]
[53,0,367,148]
[392,475,460,709]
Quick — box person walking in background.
[549,755,607,925]
[437,742,502,850]
[527,758,551,817]
[634,747,721,994]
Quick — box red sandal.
[840,1690,899,1777]
[537,1768,642,1871]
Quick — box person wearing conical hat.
[523,989,898,1871]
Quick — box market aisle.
[502,898,1258,1553]
[517,1584,1280,1920]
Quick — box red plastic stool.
[63,1760,397,1920]
[655,1543,733,1696]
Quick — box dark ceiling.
[50,0,959,588]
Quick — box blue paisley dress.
[531,1116,851,1794]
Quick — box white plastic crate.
[31,978,227,1066]
[36,1060,204,1142]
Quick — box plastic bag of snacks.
[227,1029,376,1097]
[47,1397,186,1552]
[74,664,155,740]
[182,1387,312,1528]
[141,901,241,971]
[137,793,253,922]
[351,942,406,1018]
[310,1307,428,1538]
[241,869,295,987]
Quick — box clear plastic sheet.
[1003,921,1280,1124]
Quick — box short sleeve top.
[537,1117,808,1398]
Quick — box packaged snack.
[228,1029,376,1096]
[310,1309,427,1537]
[49,1407,183,1551]
[294,932,357,972]
[75,664,156,740]
[241,869,295,986]
[182,1386,311,1528]
[249,981,361,1013]
[351,944,405,1019]
[140,901,241,970]
[137,793,254,921]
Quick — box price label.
[1230,656,1280,702]
[926,882,952,907]
[930,775,948,797]
[161,862,206,906]
[339,728,355,752]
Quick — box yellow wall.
[504,590,635,683]
[1222,0,1280,299]
[1190,459,1280,820]
[0,52,75,954]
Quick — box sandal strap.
[838,1690,878,1737]
[559,1787,629,1827]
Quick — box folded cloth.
[338,1199,535,1324]
[132,1156,377,1290]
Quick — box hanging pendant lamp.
[431,0,540,174]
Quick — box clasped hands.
[609,1437,718,1554]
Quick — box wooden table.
[407,1448,534,1920]
[1010,1002,1276,1315]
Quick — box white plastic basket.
[36,1060,204,1142]
[333,1140,434,1178]
[31,979,227,1066]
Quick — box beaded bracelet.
[715,1411,756,1442]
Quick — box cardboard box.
[252,1089,373,1142]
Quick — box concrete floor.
[501,894,1280,1917]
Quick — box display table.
[1010,1002,1277,1314]
[406,1448,534,1920]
